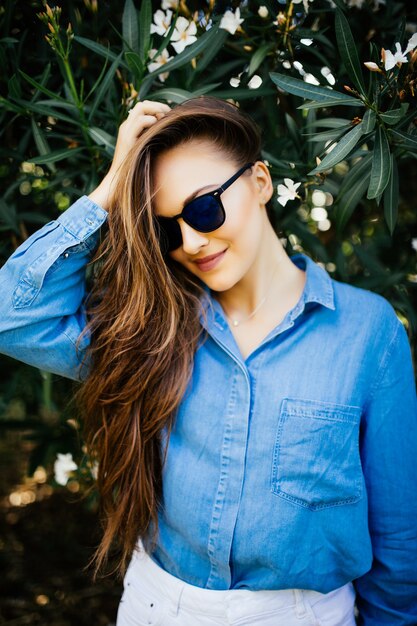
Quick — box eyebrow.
[182,182,219,208]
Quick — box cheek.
[220,197,261,245]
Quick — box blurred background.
[0,0,416,623]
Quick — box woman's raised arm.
[0,100,170,381]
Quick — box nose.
[178,219,210,254]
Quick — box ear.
[253,161,273,206]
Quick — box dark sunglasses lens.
[184,195,225,232]
[155,216,182,253]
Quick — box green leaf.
[125,51,144,80]
[122,0,139,53]
[87,127,116,152]
[8,74,21,99]
[193,28,228,77]
[389,128,417,150]
[139,23,222,98]
[333,154,372,232]
[362,109,376,133]
[84,56,110,103]
[13,98,77,124]
[331,0,348,11]
[367,125,391,200]
[270,72,359,104]
[138,0,152,60]
[0,95,23,114]
[308,122,364,174]
[19,70,66,102]
[383,153,399,235]
[285,113,301,149]
[335,9,366,95]
[305,124,353,142]
[380,104,408,125]
[298,98,364,110]
[27,147,84,164]
[30,119,56,174]
[74,36,128,69]
[88,52,123,121]
[248,43,273,77]
[151,84,222,103]
[306,118,350,129]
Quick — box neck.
[213,222,305,320]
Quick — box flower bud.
[363,61,382,73]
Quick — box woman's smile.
[193,248,228,271]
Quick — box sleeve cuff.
[56,195,108,242]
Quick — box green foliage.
[0,0,416,490]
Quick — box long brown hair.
[76,96,266,579]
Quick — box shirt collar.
[290,252,335,312]
[199,252,336,332]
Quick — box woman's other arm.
[353,313,417,625]
[0,197,107,381]
[0,100,170,381]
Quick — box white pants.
[116,547,357,626]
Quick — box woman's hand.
[88,100,171,210]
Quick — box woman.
[0,96,416,626]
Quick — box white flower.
[363,61,381,72]
[150,9,173,37]
[248,74,262,89]
[384,42,408,71]
[300,38,313,46]
[230,76,241,87]
[170,17,197,54]
[412,238,417,252]
[277,178,302,207]
[54,453,77,486]
[303,73,320,85]
[346,0,365,7]
[258,5,269,18]
[293,60,305,76]
[324,140,337,154]
[162,0,178,8]
[321,66,336,85]
[219,8,244,35]
[282,60,291,69]
[405,32,417,54]
[148,48,173,82]
[90,461,99,480]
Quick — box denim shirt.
[0,195,416,625]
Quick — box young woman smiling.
[0,96,416,626]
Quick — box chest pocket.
[271,397,363,510]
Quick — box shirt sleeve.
[0,195,108,381]
[353,314,417,625]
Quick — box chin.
[200,273,240,293]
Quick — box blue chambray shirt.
[0,195,417,626]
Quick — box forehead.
[152,141,235,216]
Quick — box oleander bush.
[0,0,416,499]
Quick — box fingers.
[127,99,171,118]
[122,100,171,136]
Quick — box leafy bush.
[0,0,416,489]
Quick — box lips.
[194,249,228,271]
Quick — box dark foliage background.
[0,0,416,623]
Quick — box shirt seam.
[362,318,401,415]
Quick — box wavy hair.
[76,95,267,579]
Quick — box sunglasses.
[154,162,255,254]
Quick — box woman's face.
[152,139,273,292]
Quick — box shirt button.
[86,218,94,226]
[64,252,69,258]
